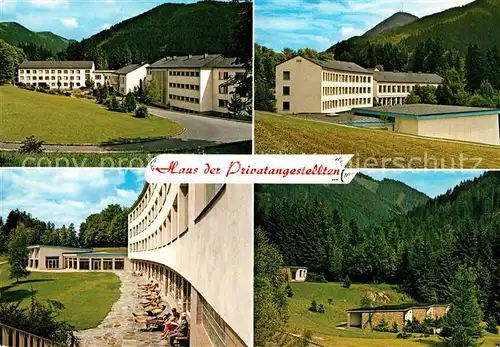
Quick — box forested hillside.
[255,172,500,322]
[255,174,428,227]
[0,22,70,53]
[60,1,251,69]
[363,12,418,38]
[0,205,129,251]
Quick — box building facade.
[128,183,252,347]
[147,54,245,114]
[114,63,149,94]
[26,245,129,271]
[373,71,443,106]
[94,70,116,88]
[275,56,373,114]
[18,61,95,89]
[347,304,450,330]
[281,266,308,282]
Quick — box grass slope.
[363,12,419,38]
[254,112,500,169]
[288,282,500,347]
[0,22,70,53]
[0,262,120,330]
[0,86,184,144]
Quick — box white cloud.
[60,17,78,29]
[31,0,67,8]
[341,26,364,39]
[100,23,111,30]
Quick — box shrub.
[122,92,137,112]
[391,322,399,333]
[318,304,325,314]
[306,272,327,283]
[134,106,148,118]
[486,315,499,334]
[64,92,71,97]
[107,95,121,111]
[343,275,351,288]
[19,136,44,153]
[373,318,390,332]
[308,300,318,313]
[396,332,412,339]
[327,298,333,305]
[286,283,293,298]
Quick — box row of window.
[25,82,81,88]
[322,97,371,110]
[378,84,416,94]
[169,70,201,77]
[19,69,90,74]
[129,184,170,237]
[218,99,230,108]
[20,75,82,81]
[323,72,372,83]
[322,86,372,96]
[169,94,200,104]
[169,82,200,91]
[377,96,407,106]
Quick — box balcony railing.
[0,323,69,347]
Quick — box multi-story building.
[114,63,149,94]
[128,183,252,347]
[147,54,245,114]
[94,70,116,88]
[18,61,95,89]
[275,56,374,114]
[373,71,443,106]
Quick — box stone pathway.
[75,271,169,347]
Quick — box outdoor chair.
[173,328,190,347]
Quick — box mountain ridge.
[0,22,71,53]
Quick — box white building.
[18,61,95,89]
[94,70,116,88]
[147,54,245,114]
[114,63,149,94]
[373,71,443,106]
[275,56,374,114]
[128,183,252,347]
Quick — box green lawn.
[287,282,500,347]
[0,261,121,330]
[0,85,184,144]
[255,111,500,169]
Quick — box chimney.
[203,53,208,59]
[172,56,177,60]
[187,54,192,59]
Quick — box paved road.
[0,108,252,153]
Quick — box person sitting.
[132,303,167,317]
[159,310,180,338]
[167,312,189,346]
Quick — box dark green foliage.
[443,265,483,345]
[466,44,487,92]
[286,283,293,298]
[107,95,121,112]
[227,94,247,118]
[327,298,333,305]
[343,275,351,288]
[122,92,137,113]
[396,332,412,339]
[306,273,328,283]
[95,84,109,104]
[0,294,78,345]
[134,106,148,118]
[254,228,289,346]
[19,136,44,154]
[391,322,399,333]
[373,318,390,332]
[436,68,469,106]
[486,315,498,334]
[0,39,26,83]
[60,2,251,69]
[318,304,325,314]
[309,300,318,313]
[7,224,30,282]
[0,22,70,53]
[256,172,500,322]
[78,204,129,247]
[405,93,421,104]
[410,85,438,104]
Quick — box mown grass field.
[288,282,500,347]
[254,111,500,169]
[0,260,121,330]
[0,85,184,144]
[0,140,252,167]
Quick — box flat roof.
[348,303,449,313]
[27,245,93,251]
[352,104,500,120]
[374,71,442,84]
[63,252,128,258]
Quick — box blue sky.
[0,169,144,229]
[255,0,475,51]
[362,170,484,198]
[0,0,217,41]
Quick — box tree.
[443,265,483,346]
[343,275,351,288]
[122,92,137,112]
[466,44,487,92]
[486,315,498,334]
[19,136,44,154]
[85,79,95,89]
[436,68,469,106]
[0,40,26,83]
[477,80,495,100]
[143,76,160,105]
[406,92,421,104]
[107,95,121,111]
[7,224,30,283]
[227,94,247,118]
[254,228,289,345]
[286,283,293,297]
